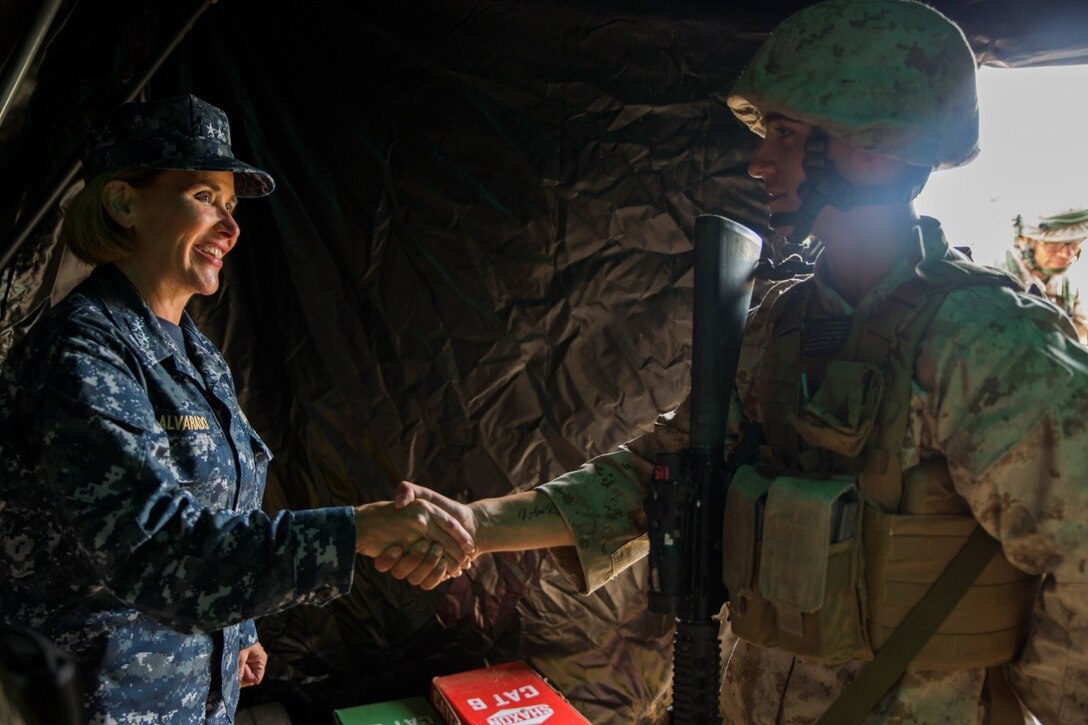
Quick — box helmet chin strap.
[770,129,930,245]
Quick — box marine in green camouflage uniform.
[387,2,1088,722]
[539,2,1088,721]
[541,224,1088,722]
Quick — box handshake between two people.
[353,481,576,591]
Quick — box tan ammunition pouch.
[725,232,1040,670]
[724,464,1038,669]
[724,466,867,661]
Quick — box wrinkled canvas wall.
[167,5,761,721]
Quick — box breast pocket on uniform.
[238,430,273,510]
[157,410,228,483]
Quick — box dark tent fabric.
[3,1,1088,721]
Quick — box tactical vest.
[722,242,1040,670]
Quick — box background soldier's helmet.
[1016,209,1088,243]
[1014,208,1088,272]
[726,0,979,170]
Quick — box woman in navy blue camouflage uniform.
[0,95,473,724]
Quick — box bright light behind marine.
[915,64,1088,284]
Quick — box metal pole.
[0,0,216,274]
[0,0,65,131]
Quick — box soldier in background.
[1006,208,1088,343]
[379,1,1088,722]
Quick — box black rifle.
[646,214,761,724]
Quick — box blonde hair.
[60,168,161,266]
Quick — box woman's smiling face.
[113,169,240,316]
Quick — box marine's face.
[125,169,240,301]
[1030,238,1082,274]
[747,115,810,236]
[747,113,925,240]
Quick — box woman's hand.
[238,642,267,688]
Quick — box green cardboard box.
[334,695,442,725]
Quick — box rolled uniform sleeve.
[533,282,779,594]
[537,398,696,594]
[42,320,356,633]
[536,451,650,594]
[920,285,1088,722]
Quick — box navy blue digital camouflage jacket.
[0,265,356,723]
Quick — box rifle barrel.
[689,215,761,451]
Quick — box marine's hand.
[239,642,267,688]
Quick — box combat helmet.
[727,0,979,242]
[1014,208,1088,275]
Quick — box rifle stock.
[646,214,761,724]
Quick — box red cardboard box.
[430,661,590,725]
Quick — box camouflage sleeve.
[41,321,356,634]
[537,397,703,593]
[536,450,651,594]
[534,287,780,595]
[240,619,259,649]
[921,285,1088,722]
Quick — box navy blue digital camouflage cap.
[82,94,275,198]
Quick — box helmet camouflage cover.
[727,0,979,170]
[1017,208,1088,243]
